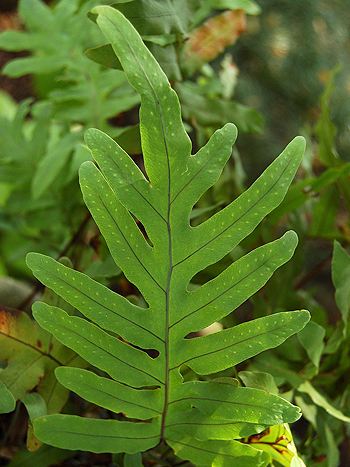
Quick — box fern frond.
[27,6,309,466]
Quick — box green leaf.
[298,381,350,423]
[55,366,161,420]
[332,241,350,337]
[314,67,340,167]
[3,57,69,78]
[110,0,189,35]
[168,436,269,466]
[32,303,162,387]
[309,185,338,237]
[239,371,278,394]
[85,42,182,80]
[85,44,121,69]
[251,353,305,388]
[177,81,264,133]
[83,254,121,279]
[0,307,80,413]
[0,380,15,414]
[28,255,159,350]
[294,395,317,428]
[297,320,325,368]
[32,131,80,199]
[34,415,160,453]
[323,422,340,467]
[164,410,265,441]
[22,392,47,422]
[147,42,182,81]
[27,6,308,463]
[173,309,309,374]
[22,392,48,451]
[19,0,55,31]
[143,34,176,46]
[0,90,17,119]
[0,31,43,52]
[270,163,350,223]
[166,381,302,433]
[115,125,142,154]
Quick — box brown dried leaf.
[183,10,246,70]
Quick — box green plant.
[24,7,310,466]
[0,0,262,279]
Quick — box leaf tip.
[89,5,106,19]
[224,122,238,138]
[291,135,306,155]
[79,160,95,179]
[91,5,118,22]
[84,127,100,145]
[298,309,311,327]
[333,239,345,256]
[283,229,299,246]
[285,402,303,424]
[31,301,49,324]
[54,366,67,384]
[26,251,41,270]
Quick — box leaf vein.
[170,258,269,329]
[54,322,164,386]
[170,325,286,370]
[105,154,167,223]
[52,277,164,343]
[96,190,165,292]
[174,158,293,267]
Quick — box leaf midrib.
[66,377,162,415]
[44,428,159,441]
[169,396,280,412]
[170,257,271,329]
[166,439,243,459]
[104,13,176,440]
[170,324,289,370]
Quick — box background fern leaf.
[26,6,310,465]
